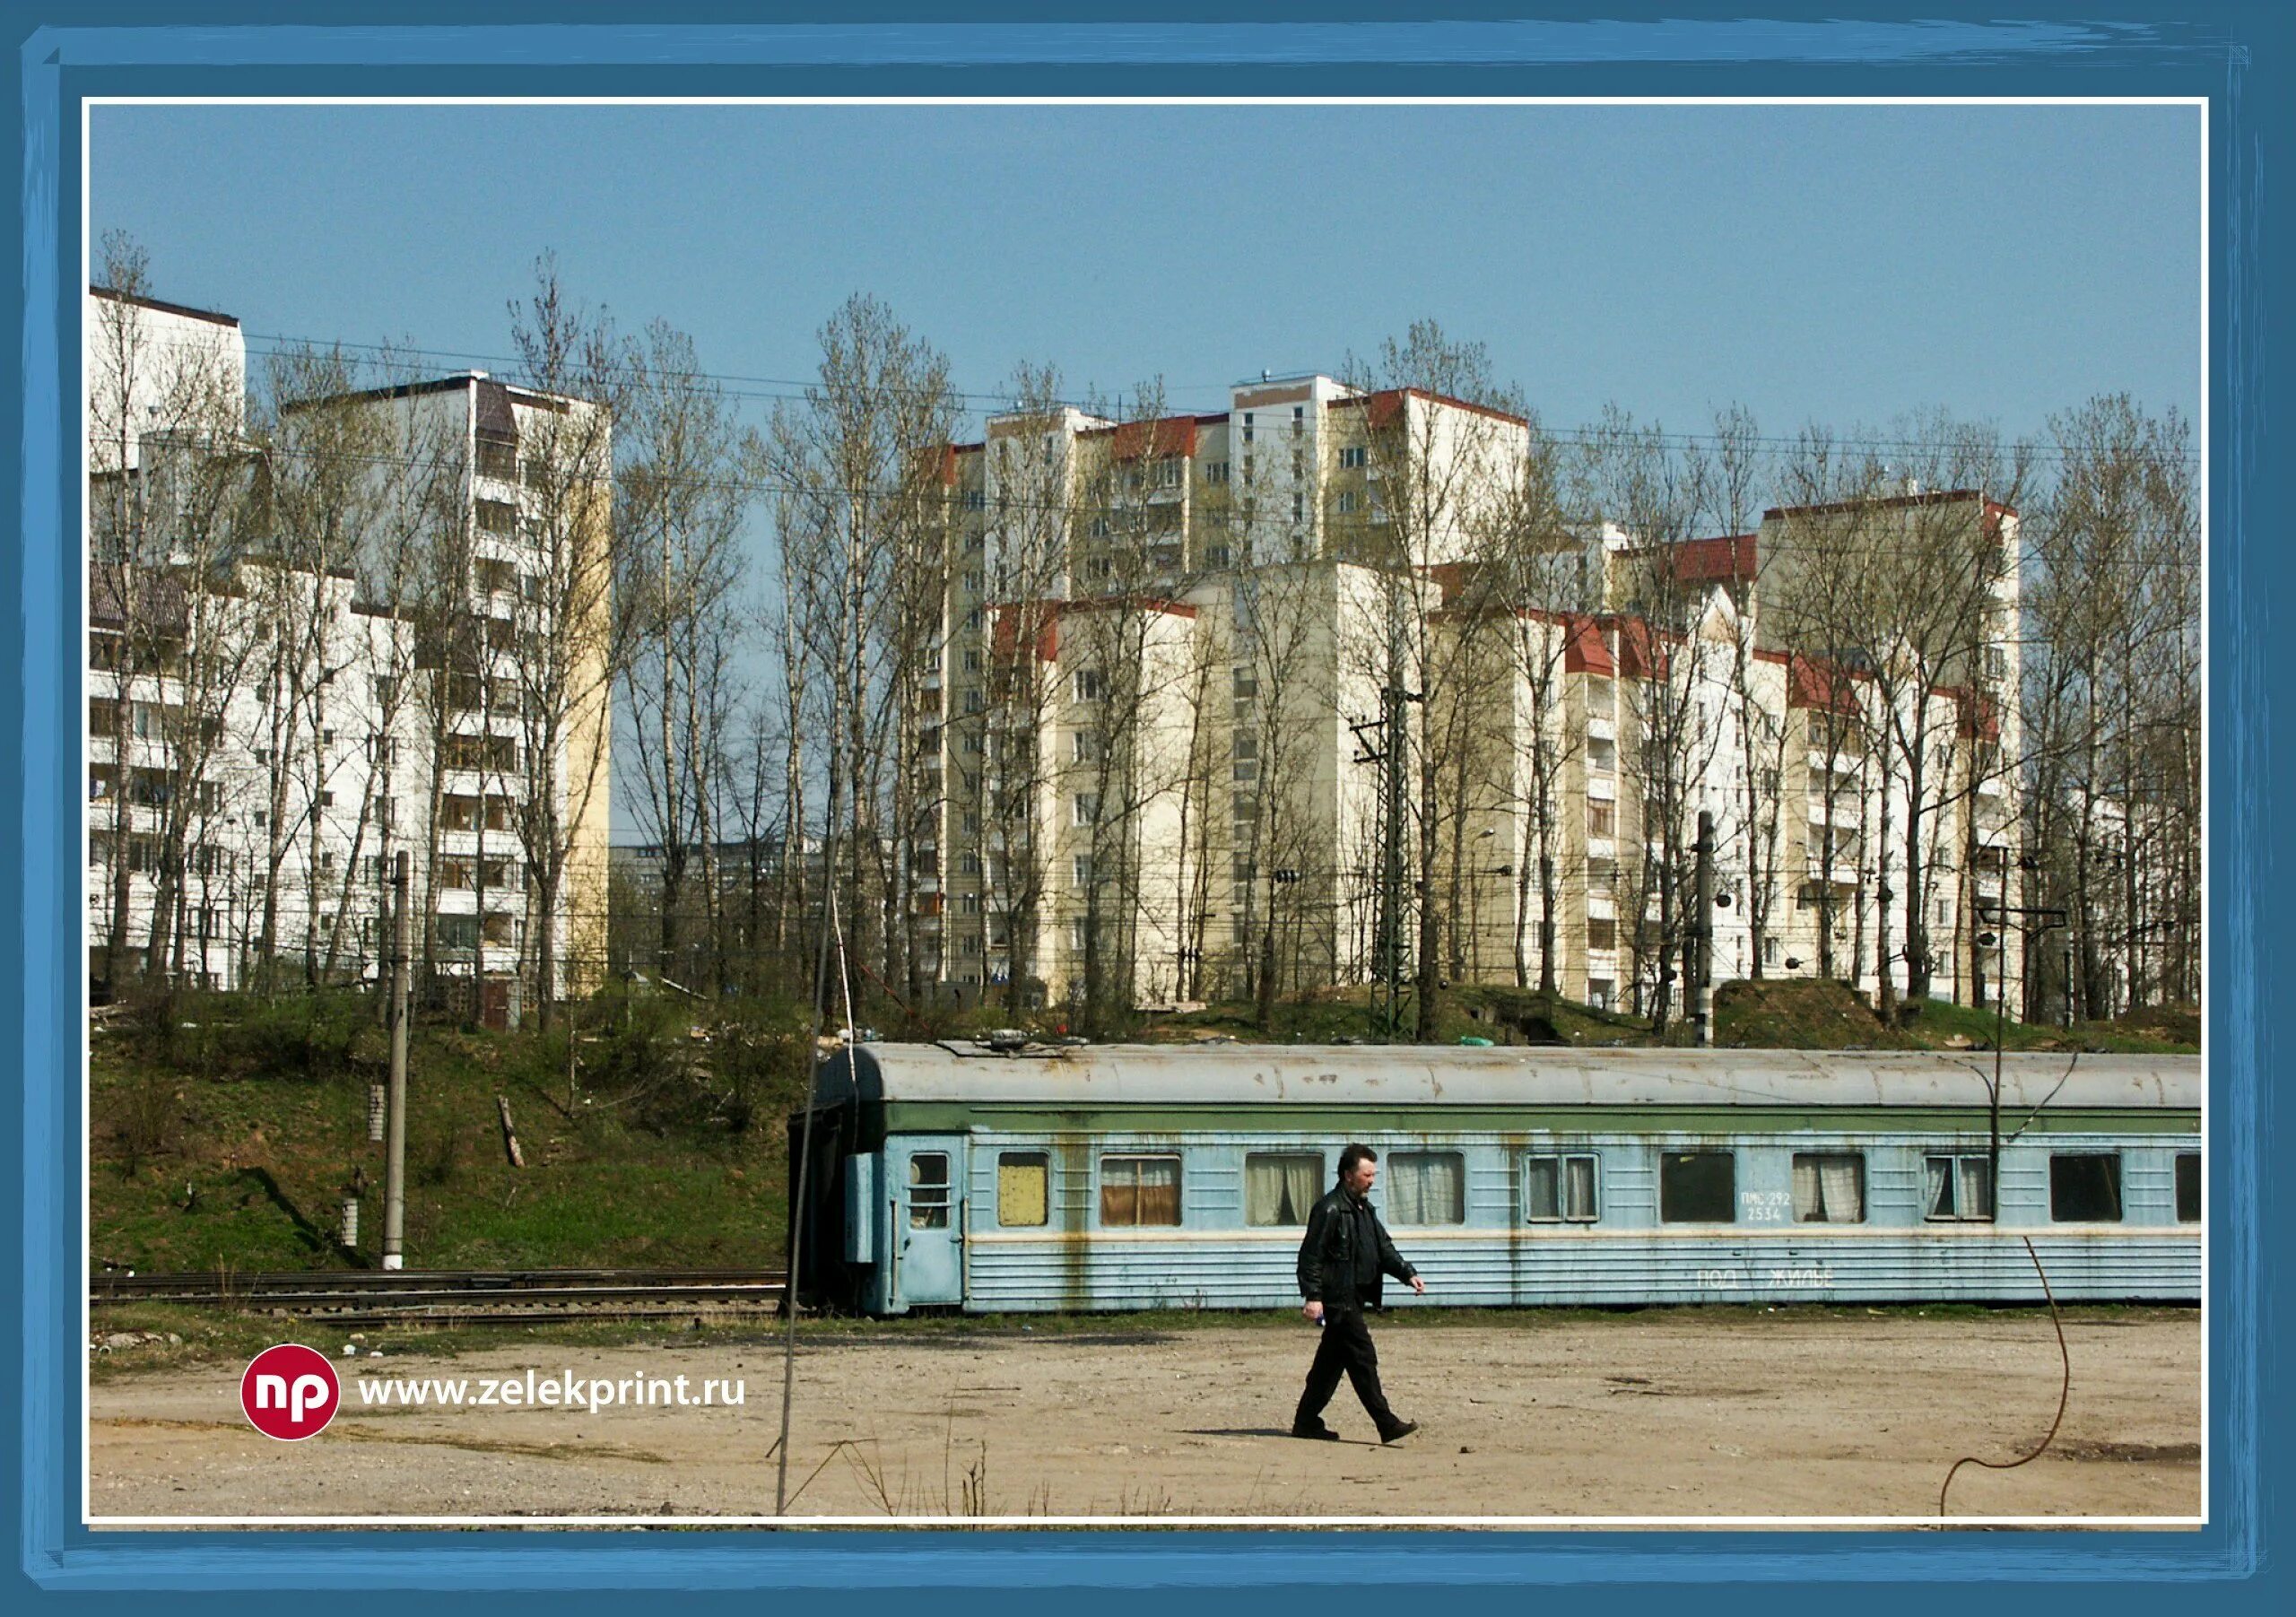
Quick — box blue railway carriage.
[787,1042,2200,1316]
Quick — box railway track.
[90,1267,790,1326]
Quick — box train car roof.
[813,1042,2200,1111]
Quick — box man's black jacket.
[1296,1183,1416,1312]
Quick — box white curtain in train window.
[1246,1153,1323,1226]
[1793,1152,1864,1222]
[1564,1154,1596,1220]
[1387,1152,1465,1225]
[1926,1155,1954,1218]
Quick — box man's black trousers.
[1294,1307,1404,1437]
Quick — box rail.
[91,1266,790,1326]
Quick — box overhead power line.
[116,326,2205,464]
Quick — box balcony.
[1586,716,1615,743]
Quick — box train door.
[890,1136,966,1308]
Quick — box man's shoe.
[1379,1421,1419,1445]
[1290,1421,1340,1441]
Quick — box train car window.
[1791,1153,1866,1223]
[1659,1151,1735,1222]
[1100,1154,1181,1227]
[1245,1153,1323,1226]
[2050,1153,2123,1222]
[998,1152,1049,1228]
[1526,1153,1598,1222]
[1925,1155,1994,1221]
[908,1152,951,1230]
[1387,1152,1466,1225]
[2175,1153,2201,1222]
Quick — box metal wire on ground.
[1937,1235,2071,1517]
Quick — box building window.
[1072,793,1098,827]
[1073,854,1094,886]
[962,648,981,673]
[908,1152,952,1229]
[1586,917,1616,952]
[1100,1154,1181,1227]
[1292,492,1305,522]
[1340,445,1368,470]
[1071,730,1102,764]
[1763,935,1783,968]
[1586,977,1613,1011]
[1386,1151,1466,1226]
[997,1152,1049,1228]
[1246,1152,1323,1227]
[1588,801,1615,839]
[1526,1152,1598,1223]
[1659,1151,1735,1222]
[2176,1152,2201,1222]
[1791,1152,1866,1223]
[2049,1153,2123,1222]
[475,499,518,536]
[1337,491,1358,515]
[1073,669,1104,702]
[1232,734,1258,782]
[1204,461,1229,484]
[1925,1154,1995,1221]
[1205,544,1231,568]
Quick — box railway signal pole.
[382,850,412,1271]
[1692,811,1716,1047]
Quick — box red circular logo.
[239,1343,341,1440]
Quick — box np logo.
[239,1343,341,1440]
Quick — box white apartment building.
[921,365,2027,1021]
[84,283,613,1019]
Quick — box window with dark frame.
[1925,1154,1995,1221]
[1659,1151,1735,1222]
[1526,1152,1598,1222]
[2175,1152,2201,1223]
[2049,1152,2123,1222]
[1100,1154,1181,1227]
[908,1152,951,1230]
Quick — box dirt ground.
[87,1310,2202,1525]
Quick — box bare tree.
[2025,396,2197,1020]
[500,257,631,1030]
[87,233,247,995]
[1580,407,1735,1032]
[1478,422,1599,995]
[765,295,957,1021]
[617,319,755,995]
[1337,322,1526,1040]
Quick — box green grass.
[91,987,812,1278]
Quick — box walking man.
[1292,1143,1425,1443]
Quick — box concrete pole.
[382,850,412,1271]
[1693,811,1716,1048]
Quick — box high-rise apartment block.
[918,373,2024,1020]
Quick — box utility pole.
[1692,810,1716,1047]
[382,850,412,1271]
[1352,684,1414,1042]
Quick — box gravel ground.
[87,1309,2202,1526]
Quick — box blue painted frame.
[4,4,2281,1604]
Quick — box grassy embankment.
[90,977,2196,1283]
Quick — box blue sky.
[90,101,2201,445]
